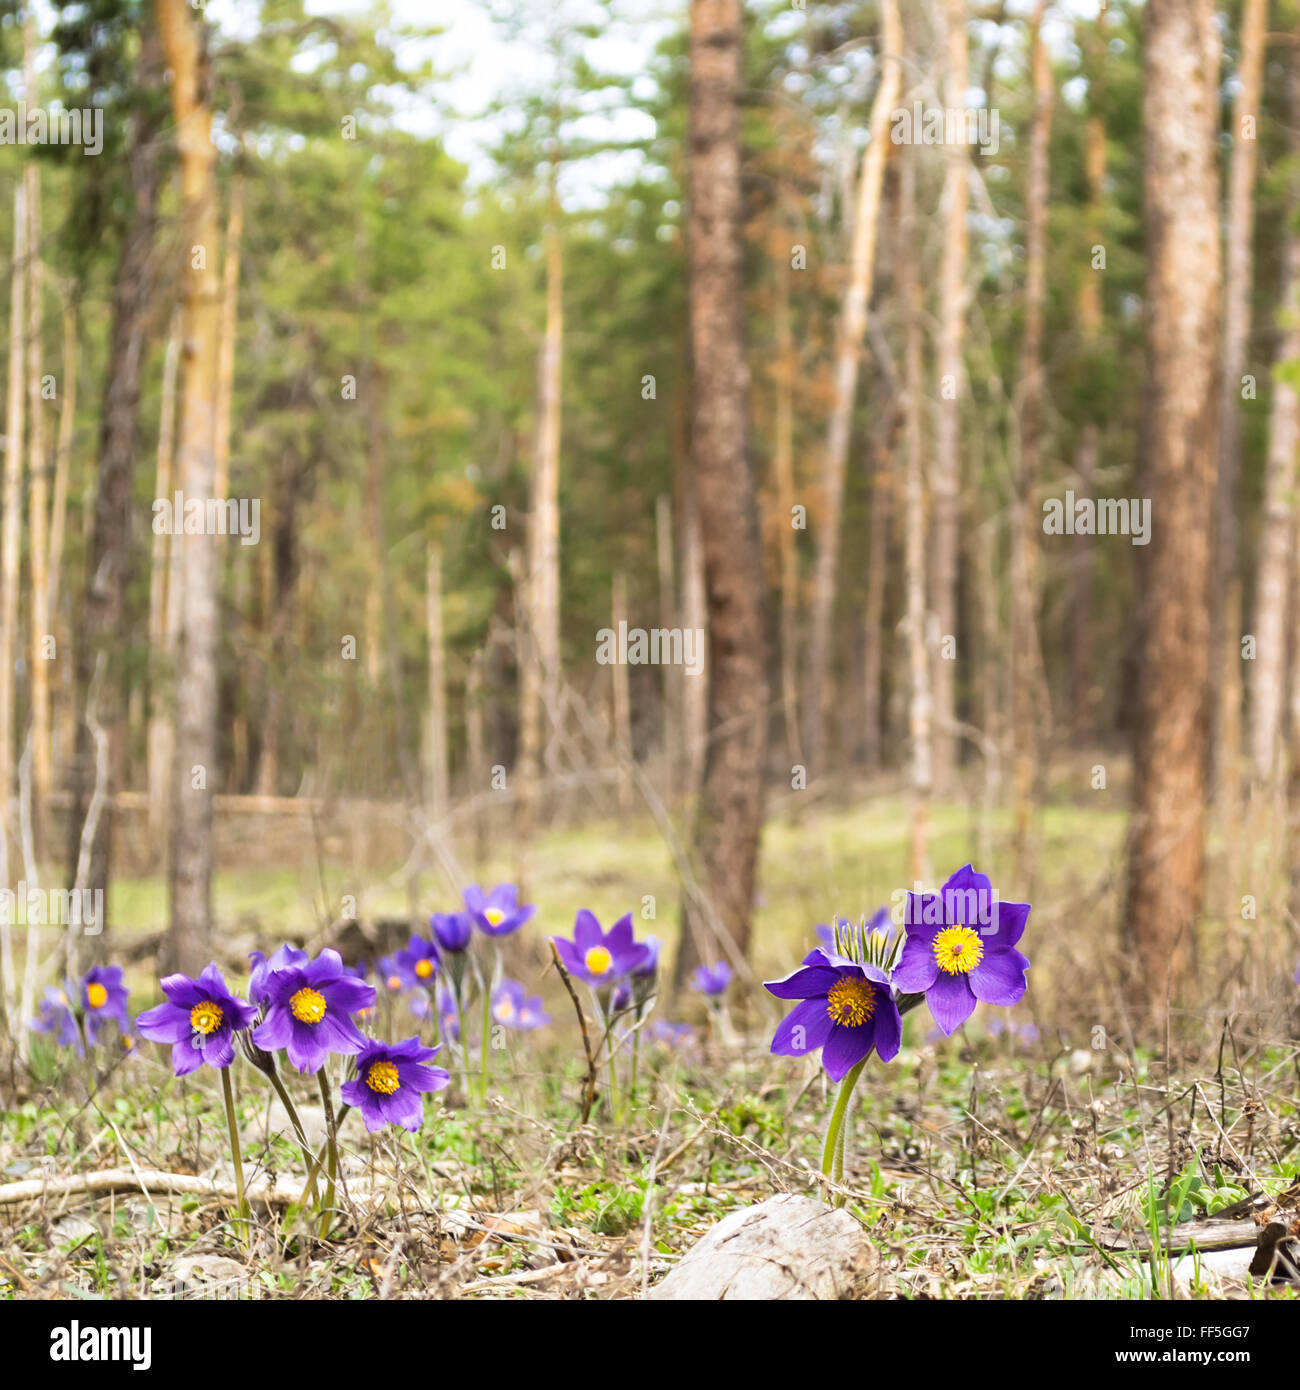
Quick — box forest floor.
[3,781,1298,1300]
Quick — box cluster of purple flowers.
[766,865,1032,1080]
[30,965,133,1055]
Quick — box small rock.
[646,1192,883,1301]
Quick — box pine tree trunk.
[930,0,969,791]
[771,223,802,767]
[157,0,222,975]
[48,289,78,755]
[804,0,901,770]
[1011,0,1052,871]
[901,145,932,885]
[611,570,632,808]
[676,0,770,985]
[1247,53,1300,787]
[1210,0,1266,800]
[0,184,25,877]
[425,541,449,818]
[213,174,243,503]
[1124,0,1221,1021]
[66,27,165,946]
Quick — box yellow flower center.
[366,1059,400,1094]
[415,958,434,980]
[124,1035,135,1050]
[933,925,983,975]
[584,945,613,976]
[86,983,108,1010]
[190,1000,224,1035]
[495,998,515,1022]
[485,907,505,927]
[290,987,327,1024]
[826,975,876,1027]
[386,974,402,990]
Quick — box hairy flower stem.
[221,1066,250,1244]
[316,1069,338,1239]
[820,1058,866,1203]
[479,974,493,1108]
[266,1068,314,1173]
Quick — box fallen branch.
[0,1167,311,1210]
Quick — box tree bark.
[425,541,449,818]
[1011,0,1052,870]
[771,221,802,768]
[65,27,166,953]
[676,0,770,985]
[1248,50,1300,787]
[804,0,901,770]
[0,183,25,875]
[901,145,931,885]
[930,0,969,790]
[1124,0,1221,1021]
[157,0,221,975]
[1210,0,1266,799]
[213,173,243,503]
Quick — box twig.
[548,941,598,1125]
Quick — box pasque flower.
[31,985,80,1050]
[251,948,376,1073]
[136,964,259,1074]
[552,910,652,987]
[249,944,309,1005]
[393,935,440,987]
[80,965,131,1041]
[430,911,473,954]
[891,864,1030,1035]
[766,947,902,1081]
[816,907,896,960]
[492,978,550,1030]
[341,1037,450,1132]
[464,882,535,937]
[690,961,732,997]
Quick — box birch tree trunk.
[676,0,769,984]
[157,0,222,975]
[1011,0,1052,870]
[1247,53,1300,787]
[1211,0,1266,799]
[1124,0,1221,1021]
[804,0,901,770]
[930,0,969,791]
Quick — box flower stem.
[221,1066,250,1245]
[820,1058,867,1205]
[266,1067,315,1174]
[479,970,494,1108]
[316,1068,338,1239]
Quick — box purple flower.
[80,965,131,1041]
[136,964,259,1074]
[340,1037,450,1132]
[651,1019,694,1049]
[249,945,309,1005]
[30,984,80,1051]
[437,986,460,1041]
[551,910,651,987]
[393,936,440,988]
[251,949,376,1074]
[632,936,662,978]
[765,947,902,1081]
[690,961,732,997]
[492,978,550,1030]
[611,982,632,1013]
[377,955,406,993]
[816,907,895,958]
[430,912,473,954]
[891,865,1030,1036]
[464,882,535,937]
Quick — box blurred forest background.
[0,0,1296,1051]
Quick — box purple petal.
[573,910,602,953]
[764,964,839,1001]
[928,971,976,1036]
[822,1024,875,1081]
[770,997,834,1056]
[890,935,939,992]
[969,947,1030,1006]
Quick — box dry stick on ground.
[0,1168,312,1209]
[548,940,598,1125]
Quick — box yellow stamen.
[290,986,327,1024]
[86,982,108,1010]
[933,925,983,975]
[366,1059,400,1094]
[386,974,402,991]
[485,907,505,927]
[415,958,434,979]
[584,945,613,976]
[190,1000,223,1035]
[495,999,515,1022]
[826,975,876,1027]
[124,1035,135,1050]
